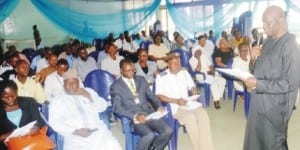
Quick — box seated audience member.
[49,70,121,150]
[155,53,214,150]
[35,54,58,83]
[189,49,226,109]
[13,60,46,104]
[0,53,20,80]
[59,43,78,69]
[213,38,234,68]
[114,33,125,50]
[135,49,158,85]
[36,47,54,72]
[121,36,139,62]
[192,35,215,63]
[104,32,115,47]
[170,34,188,52]
[101,43,124,77]
[96,46,108,68]
[232,43,250,91]
[208,30,216,44]
[251,28,264,47]
[141,30,150,42]
[2,45,29,64]
[230,30,244,50]
[158,31,171,49]
[44,59,72,100]
[0,80,45,149]
[73,47,97,81]
[148,34,170,70]
[30,48,43,71]
[111,59,172,150]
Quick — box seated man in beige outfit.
[155,52,214,150]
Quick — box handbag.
[5,126,56,150]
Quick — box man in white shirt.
[232,43,250,91]
[114,34,125,50]
[192,35,215,63]
[156,53,214,150]
[36,48,54,72]
[189,49,226,109]
[44,59,84,101]
[73,47,97,81]
[101,43,124,77]
[49,70,122,150]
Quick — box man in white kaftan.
[48,70,121,150]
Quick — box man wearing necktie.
[111,58,172,150]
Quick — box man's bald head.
[262,5,287,39]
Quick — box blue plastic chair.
[22,48,38,63]
[191,71,211,107]
[117,110,175,150]
[233,86,251,117]
[88,51,100,62]
[84,69,116,129]
[39,104,64,150]
[162,103,181,150]
[139,41,153,51]
[171,49,191,69]
[116,114,141,150]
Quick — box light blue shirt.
[7,108,22,127]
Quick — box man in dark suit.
[111,58,172,150]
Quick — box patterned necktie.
[128,79,137,96]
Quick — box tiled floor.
[111,99,300,150]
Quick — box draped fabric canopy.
[166,0,300,39]
[0,0,19,23]
[30,0,161,42]
[1,0,300,42]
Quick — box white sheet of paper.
[5,120,37,142]
[215,68,254,80]
[146,110,168,120]
[181,101,202,111]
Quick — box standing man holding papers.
[111,58,172,150]
[243,6,300,150]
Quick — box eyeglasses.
[123,69,136,73]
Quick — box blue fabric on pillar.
[0,0,19,23]
[30,0,161,43]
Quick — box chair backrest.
[22,48,38,63]
[172,49,193,72]
[139,41,153,51]
[84,69,116,100]
[88,51,100,62]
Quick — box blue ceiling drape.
[0,0,19,23]
[31,0,161,42]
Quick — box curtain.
[165,0,257,38]
[0,0,20,23]
[166,0,300,39]
[31,0,160,43]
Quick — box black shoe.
[214,101,221,109]
[293,106,296,110]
